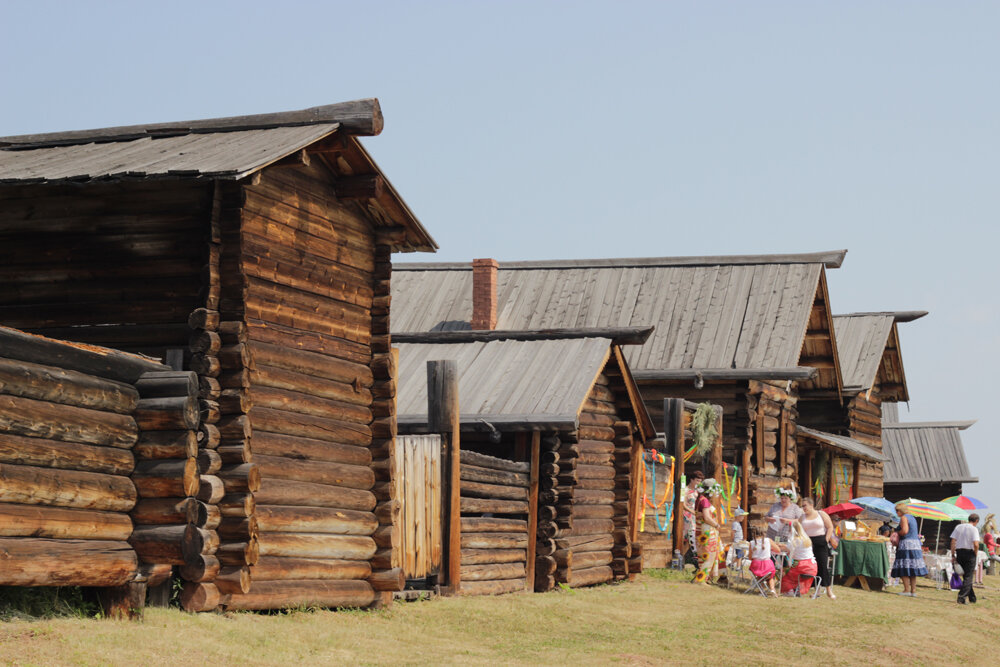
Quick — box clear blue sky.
[2,2,997,509]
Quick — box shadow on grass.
[0,586,100,621]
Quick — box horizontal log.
[256,479,376,512]
[461,532,529,550]
[460,480,528,501]
[218,516,259,541]
[0,537,136,587]
[0,326,166,384]
[254,454,373,490]
[217,539,259,566]
[197,475,225,504]
[459,463,530,488]
[197,449,222,475]
[130,497,199,525]
[180,582,220,612]
[257,533,377,560]
[135,372,197,400]
[217,443,252,464]
[568,565,613,588]
[571,550,613,570]
[367,567,404,592]
[188,308,220,331]
[373,524,396,548]
[555,534,615,552]
[461,548,527,565]
[249,386,372,426]
[572,489,616,505]
[133,430,198,460]
[459,449,530,473]
[134,396,200,431]
[0,502,132,540]
[0,432,134,476]
[459,497,529,515]
[249,341,373,387]
[179,554,221,583]
[199,424,220,449]
[224,579,375,611]
[132,458,199,498]
[218,414,251,440]
[460,562,526,582]
[249,407,370,447]
[460,517,527,533]
[0,394,138,448]
[0,463,136,511]
[459,578,525,596]
[251,431,371,467]
[256,505,377,536]
[214,565,251,594]
[139,562,173,587]
[218,493,255,517]
[189,330,222,355]
[250,556,372,582]
[129,524,188,565]
[217,463,261,493]
[0,356,138,414]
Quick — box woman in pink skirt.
[748,524,780,596]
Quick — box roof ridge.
[395,249,848,271]
[834,311,928,322]
[0,99,383,149]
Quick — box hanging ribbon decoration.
[639,449,674,533]
[842,463,851,500]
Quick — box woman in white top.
[799,497,838,599]
[779,521,818,596]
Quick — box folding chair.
[726,541,751,590]
[743,569,772,598]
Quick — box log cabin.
[390,251,911,542]
[0,99,436,611]
[794,311,925,504]
[881,407,978,551]
[393,328,656,593]
[0,325,198,618]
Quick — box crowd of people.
[681,472,994,605]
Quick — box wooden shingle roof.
[393,251,845,379]
[833,311,925,400]
[882,421,978,484]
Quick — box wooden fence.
[395,434,442,581]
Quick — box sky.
[1,2,997,510]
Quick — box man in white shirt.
[951,513,981,604]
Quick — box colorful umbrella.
[897,500,952,521]
[941,495,987,511]
[851,497,899,520]
[928,501,970,521]
[823,502,864,520]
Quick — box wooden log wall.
[0,180,212,358]
[458,449,530,596]
[534,433,560,592]
[219,167,385,611]
[746,380,798,524]
[848,392,885,499]
[0,355,141,589]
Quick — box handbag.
[950,571,963,590]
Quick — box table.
[832,539,890,591]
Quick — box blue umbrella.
[851,497,899,520]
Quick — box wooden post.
[806,450,815,502]
[778,408,788,476]
[628,431,643,546]
[826,450,835,507]
[710,409,724,523]
[666,399,685,555]
[740,445,750,534]
[97,581,146,620]
[525,431,540,591]
[755,410,764,472]
[852,459,860,499]
[427,360,460,594]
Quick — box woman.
[682,470,705,559]
[800,497,838,599]
[779,520,818,596]
[765,487,803,542]
[890,502,927,596]
[691,477,723,584]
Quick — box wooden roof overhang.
[796,425,887,463]
[0,99,436,253]
[835,311,926,402]
[795,267,844,397]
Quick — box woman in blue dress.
[891,503,928,597]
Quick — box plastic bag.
[950,572,963,590]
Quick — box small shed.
[394,328,656,593]
[882,419,978,502]
[0,99,436,611]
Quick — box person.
[748,524,780,596]
[732,508,747,560]
[682,470,705,561]
[765,486,803,543]
[691,477,723,584]
[891,503,928,597]
[878,521,893,537]
[779,520,818,596]
[951,513,980,604]
[799,497,838,599]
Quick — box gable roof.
[395,333,654,437]
[833,311,925,400]
[0,99,435,252]
[392,251,846,381]
[882,421,978,484]
[796,425,888,463]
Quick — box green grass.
[2,571,1000,665]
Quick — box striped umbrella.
[897,500,952,521]
[928,501,970,521]
[941,495,988,511]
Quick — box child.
[779,520,818,596]
[749,524,779,596]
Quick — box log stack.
[458,449,530,596]
[0,326,170,616]
[533,434,560,592]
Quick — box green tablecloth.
[832,539,890,580]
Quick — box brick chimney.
[470,258,499,330]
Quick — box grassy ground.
[2,570,999,666]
